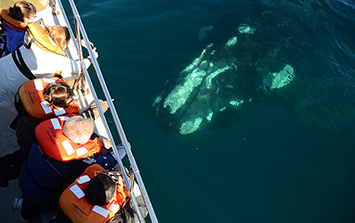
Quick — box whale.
[153,22,299,135]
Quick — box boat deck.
[0,107,55,222]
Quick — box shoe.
[12,198,23,211]
[8,125,16,132]
[0,168,9,187]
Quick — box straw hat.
[1,0,49,12]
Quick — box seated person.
[12,115,119,221]
[0,77,79,187]
[0,1,37,57]
[0,23,94,114]
[49,164,148,223]
[0,77,110,187]
[17,77,79,119]
[15,77,80,150]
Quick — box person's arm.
[110,195,148,223]
[110,208,131,223]
[100,137,112,149]
[95,152,117,170]
[91,133,111,152]
[50,55,91,78]
[59,39,99,77]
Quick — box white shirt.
[0,41,90,113]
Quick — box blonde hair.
[44,25,71,50]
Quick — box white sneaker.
[12,198,23,211]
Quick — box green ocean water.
[65,0,355,222]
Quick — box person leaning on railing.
[0,77,79,187]
[12,115,119,221]
[49,164,148,223]
[0,22,97,115]
[0,77,109,188]
[0,1,37,57]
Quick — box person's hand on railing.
[87,47,98,62]
[82,40,99,62]
[87,54,98,66]
[101,138,112,149]
[91,46,99,59]
[123,142,132,149]
[108,170,125,189]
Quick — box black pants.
[0,149,26,186]
[0,116,37,184]
[21,194,58,220]
[0,149,26,168]
[1,115,36,169]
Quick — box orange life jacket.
[0,9,27,32]
[35,114,103,162]
[18,77,79,120]
[59,164,130,223]
[26,23,66,56]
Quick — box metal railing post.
[56,1,159,222]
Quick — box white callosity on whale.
[179,117,203,135]
[162,45,214,115]
[161,43,241,135]
[205,65,232,89]
[238,24,256,34]
[263,64,295,90]
[163,68,207,114]
[225,36,237,47]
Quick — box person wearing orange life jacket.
[14,77,80,145]
[13,114,122,221]
[0,22,96,113]
[50,164,130,223]
[50,164,148,223]
[0,77,80,187]
[0,1,37,57]
[16,77,80,120]
[0,77,110,188]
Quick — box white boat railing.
[57,0,159,222]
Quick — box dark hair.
[85,173,116,206]
[43,82,73,108]
[9,1,37,22]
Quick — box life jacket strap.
[14,93,27,117]
[12,47,36,80]
[0,23,7,55]
[25,24,65,56]
[23,37,34,49]
[14,92,44,122]
[4,48,10,55]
